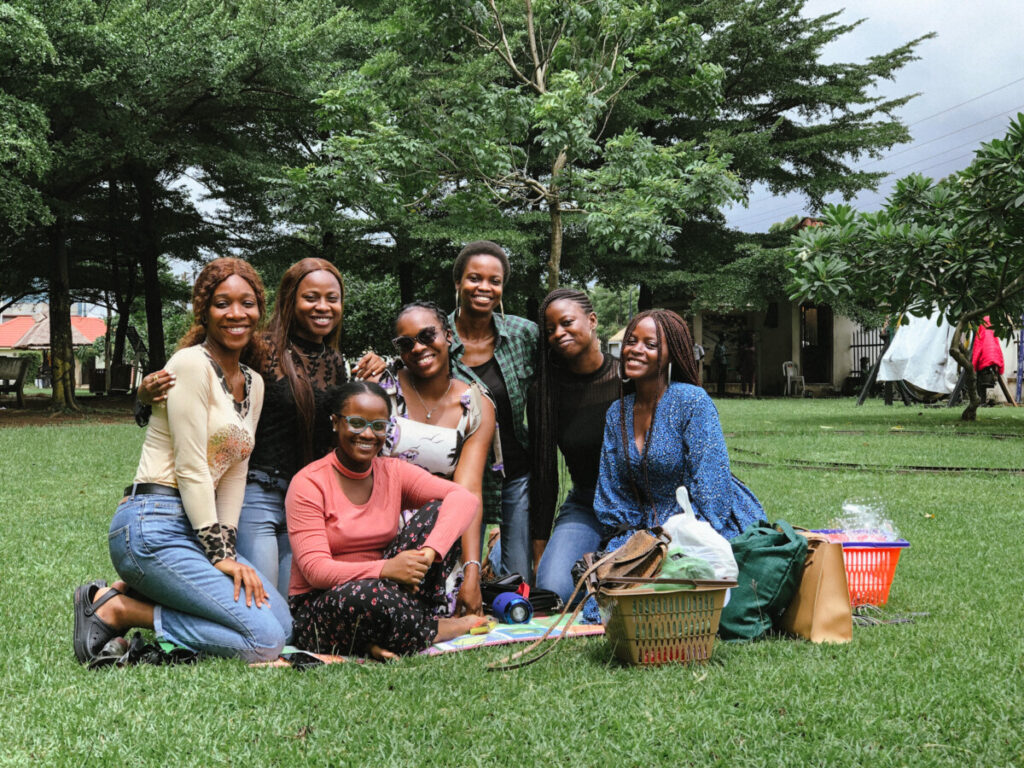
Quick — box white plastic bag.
[660,486,739,581]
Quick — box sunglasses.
[391,326,440,354]
[335,415,390,435]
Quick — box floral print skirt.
[289,500,461,656]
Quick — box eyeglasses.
[391,326,439,354]
[335,416,390,435]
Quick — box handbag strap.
[597,576,739,588]
[487,548,619,671]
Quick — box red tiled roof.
[71,316,107,343]
[0,315,107,348]
[0,316,35,348]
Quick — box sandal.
[73,582,121,664]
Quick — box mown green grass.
[1,399,1022,767]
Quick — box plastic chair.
[783,361,805,396]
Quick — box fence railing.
[849,326,885,377]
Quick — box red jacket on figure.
[972,317,1004,374]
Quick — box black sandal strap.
[83,586,122,617]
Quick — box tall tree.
[786,115,1024,421]
[289,0,740,299]
[626,0,930,310]
[0,2,54,234]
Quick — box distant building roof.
[72,316,107,343]
[0,316,35,347]
[0,315,107,349]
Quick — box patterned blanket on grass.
[250,615,604,667]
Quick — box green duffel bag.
[718,520,808,640]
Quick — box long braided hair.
[617,309,699,524]
[529,289,598,537]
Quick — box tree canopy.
[1,0,930,409]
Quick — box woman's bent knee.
[242,620,287,662]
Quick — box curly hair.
[177,258,266,363]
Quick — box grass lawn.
[1,398,1022,767]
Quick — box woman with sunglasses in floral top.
[285,382,487,659]
[380,301,496,616]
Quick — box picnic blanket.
[250,615,605,667]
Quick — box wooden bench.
[0,356,30,408]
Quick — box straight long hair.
[266,258,345,465]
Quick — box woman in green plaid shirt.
[448,241,539,579]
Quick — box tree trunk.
[104,294,112,394]
[132,169,166,370]
[48,217,80,411]
[950,317,979,421]
[545,150,568,292]
[547,204,562,292]
[112,302,131,367]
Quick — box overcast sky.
[724,0,1024,232]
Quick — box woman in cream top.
[72,258,292,665]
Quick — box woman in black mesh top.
[530,289,622,602]
[138,258,384,597]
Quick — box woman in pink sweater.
[286,382,486,659]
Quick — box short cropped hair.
[452,240,511,284]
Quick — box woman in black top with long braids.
[530,289,622,603]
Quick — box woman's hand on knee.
[215,558,269,608]
[380,550,431,588]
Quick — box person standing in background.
[713,336,729,396]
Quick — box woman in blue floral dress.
[585,310,764,622]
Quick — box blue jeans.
[535,487,604,603]
[499,473,531,578]
[108,494,292,662]
[238,481,291,598]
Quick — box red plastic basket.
[812,530,910,606]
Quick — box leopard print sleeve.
[223,524,237,561]
[196,523,230,565]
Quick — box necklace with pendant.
[408,376,453,421]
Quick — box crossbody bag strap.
[487,548,620,671]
